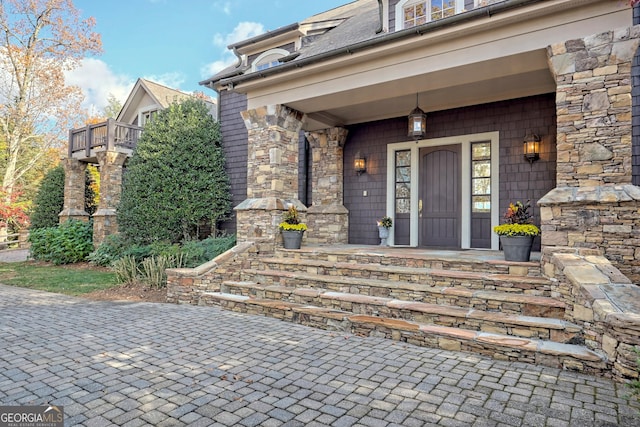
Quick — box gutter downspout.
[216,0,542,88]
[376,0,384,34]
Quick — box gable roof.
[117,78,217,123]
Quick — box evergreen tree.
[117,98,231,244]
[29,166,64,229]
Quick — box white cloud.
[64,58,133,117]
[213,1,232,15]
[142,72,186,90]
[213,21,265,48]
[201,21,266,78]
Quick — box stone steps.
[199,291,604,373]
[224,277,563,318]
[240,266,554,300]
[255,256,553,294]
[190,245,606,373]
[274,246,542,276]
[220,281,575,342]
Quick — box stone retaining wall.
[166,242,256,304]
[542,246,640,382]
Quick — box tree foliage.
[0,0,101,204]
[29,165,64,229]
[103,93,123,119]
[117,98,231,244]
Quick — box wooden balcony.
[69,118,143,161]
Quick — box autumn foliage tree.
[0,0,101,234]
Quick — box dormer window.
[397,0,463,30]
[251,48,290,73]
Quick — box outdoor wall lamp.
[354,153,366,175]
[523,133,540,164]
[408,93,427,141]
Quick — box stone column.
[92,151,128,246]
[305,128,349,244]
[59,158,89,223]
[540,26,640,280]
[235,104,306,253]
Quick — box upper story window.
[396,0,464,30]
[251,48,290,73]
[140,108,159,127]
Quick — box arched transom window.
[251,48,290,72]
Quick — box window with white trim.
[140,109,159,126]
[396,0,463,30]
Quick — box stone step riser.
[198,293,605,375]
[222,281,564,319]
[220,283,575,343]
[260,261,548,293]
[275,251,542,276]
[240,270,552,299]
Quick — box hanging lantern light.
[408,93,426,141]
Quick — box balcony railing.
[69,118,143,159]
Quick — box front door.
[419,145,461,248]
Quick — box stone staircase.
[196,246,606,374]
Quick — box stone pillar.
[305,128,349,244]
[540,26,640,279]
[92,151,128,246]
[235,105,306,253]
[59,158,89,223]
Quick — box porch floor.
[289,244,541,264]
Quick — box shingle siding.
[219,90,248,235]
[344,94,557,248]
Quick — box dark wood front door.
[419,145,461,248]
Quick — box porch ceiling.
[288,50,555,131]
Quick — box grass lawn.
[0,261,119,296]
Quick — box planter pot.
[500,235,534,262]
[282,230,304,249]
[378,226,390,246]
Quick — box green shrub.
[112,255,138,285]
[118,98,231,244]
[29,166,64,229]
[140,254,186,288]
[87,234,128,266]
[29,220,93,265]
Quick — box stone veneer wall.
[305,128,349,244]
[541,26,640,282]
[541,246,640,382]
[167,242,256,304]
[92,151,128,246]
[235,105,307,254]
[59,158,89,222]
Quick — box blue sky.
[67,0,349,115]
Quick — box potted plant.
[493,200,540,262]
[279,205,307,249]
[377,216,392,246]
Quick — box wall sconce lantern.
[408,94,427,141]
[523,133,540,164]
[354,153,366,175]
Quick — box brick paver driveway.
[0,284,639,427]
